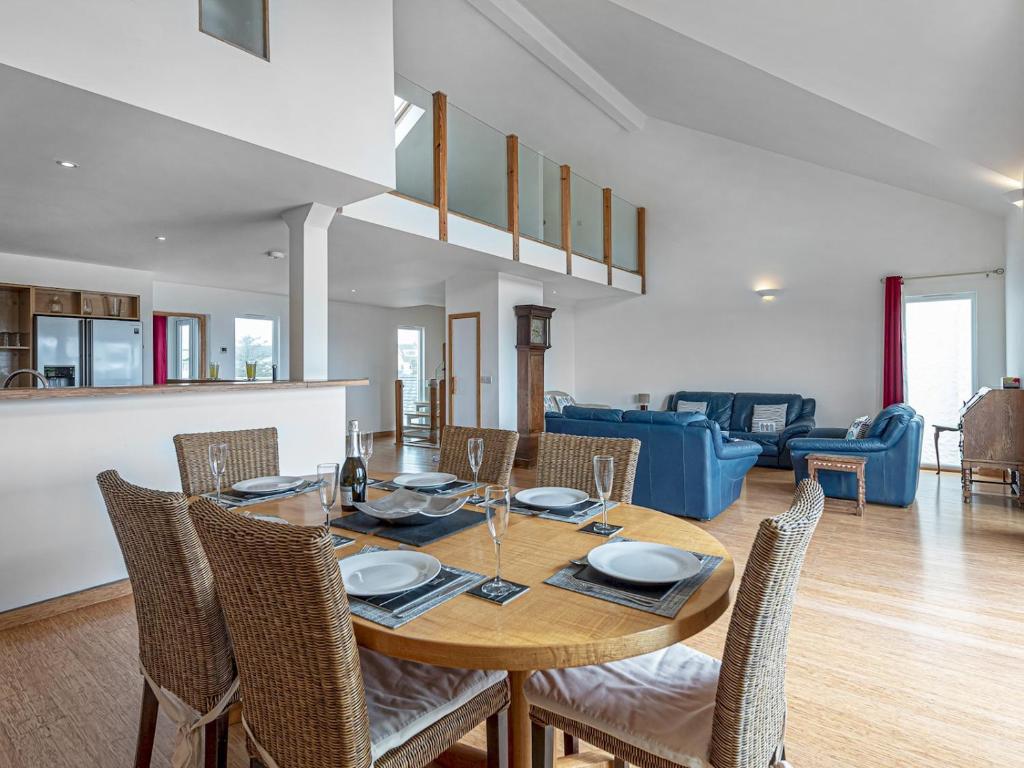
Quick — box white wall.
[1007,207,1024,376]
[544,290,576,395]
[0,386,349,611]
[396,1,1008,427]
[1,0,395,187]
[497,274,544,429]
[0,250,156,384]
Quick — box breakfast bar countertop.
[0,378,369,401]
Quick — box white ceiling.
[516,0,1023,211]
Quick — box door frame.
[153,311,208,381]
[447,312,481,427]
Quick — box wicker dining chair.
[173,427,279,496]
[438,426,519,486]
[535,432,641,503]
[189,497,511,768]
[525,479,825,768]
[96,470,236,768]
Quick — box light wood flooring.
[2,442,1022,766]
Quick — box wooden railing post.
[433,91,448,242]
[637,206,646,295]
[394,379,404,445]
[507,134,520,260]
[603,187,613,286]
[560,165,572,274]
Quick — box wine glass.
[467,437,484,488]
[482,485,513,597]
[358,432,374,477]
[208,443,229,504]
[592,455,615,533]
[317,462,340,528]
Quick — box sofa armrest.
[780,416,815,443]
[807,427,849,440]
[716,438,763,460]
[787,436,888,454]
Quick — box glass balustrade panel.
[519,143,563,248]
[394,75,434,205]
[611,194,639,271]
[570,172,603,261]
[448,104,507,229]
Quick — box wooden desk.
[247,474,734,768]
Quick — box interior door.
[448,313,480,427]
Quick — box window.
[394,95,426,147]
[234,316,277,380]
[904,292,976,469]
[172,317,200,379]
[397,327,425,414]
[200,0,268,60]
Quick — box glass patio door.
[904,292,976,470]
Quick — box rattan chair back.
[96,470,235,713]
[190,498,373,768]
[173,427,280,496]
[536,432,640,503]
[438,426,519,486]
[709,478,825,768]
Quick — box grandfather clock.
[514,304,555,467]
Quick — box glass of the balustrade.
[570,172,603,261]
[611,194,639,272]
[447,104,508,230]
[394,75,434,205]
[200,0,268,59]
[518,143,563,248]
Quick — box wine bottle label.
[339,486,353,506]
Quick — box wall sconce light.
[636,393,651,411]
[755,288,782,302]
[1005,189,1024,208]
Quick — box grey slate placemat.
[345,545,484,629]
[543,541,723,618]
[203,480,322,509]
[506,499,619,524]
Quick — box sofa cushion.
[671,391,734,430]
[562,406,623,423]
[867,404,914,440]
[623,410,704,426]
[846,416,873,440]
[728,431,780,456]
[675,400,707,414]
[751,403,787,433]
[731,393,802,432]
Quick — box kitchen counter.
[0,378,369,401]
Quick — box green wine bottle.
[340,419,367,511]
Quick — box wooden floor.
[2,442,1023,766]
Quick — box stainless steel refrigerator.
[34,316,143,387]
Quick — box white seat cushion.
[361,648,506,760]
[524,644,720,768]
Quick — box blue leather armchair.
[545,406,762,519]
[788,404,924,507]
[666,391,816,469]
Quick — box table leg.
[934,427,941,475]
[856,467,865,516]
[509,670,532,768]
[809,465,818,483]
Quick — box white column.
[282,203,335,381]
[1006,205,1024,375]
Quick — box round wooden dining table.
[247,473,734,768]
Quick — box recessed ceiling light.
[56,160,79,168]
[267,250,286,260]
[1005,189,1024,208]
[350,288,357,293]
[154,235,167,242]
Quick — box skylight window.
[394,96,426,147]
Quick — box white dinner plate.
[586,541,701,585]
[515,486,590,510]
[393,472,458,489]
[232,476,305,494]
[338,551,442,597]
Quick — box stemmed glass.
[317,462,340,528]
[482,485,513,597]
[208,443,229,504]
[592,455,615,533]
[358,432,374,481]
[467,437,484,488]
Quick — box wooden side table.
[806,453,867,516]
[932,424,960,475]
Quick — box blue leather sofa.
[788,404,924,507]
[666,391,816,469]
[545,406,762,520]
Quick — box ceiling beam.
[464,0,647,132]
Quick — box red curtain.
[882,276,904,406]
[153,314,168,385]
